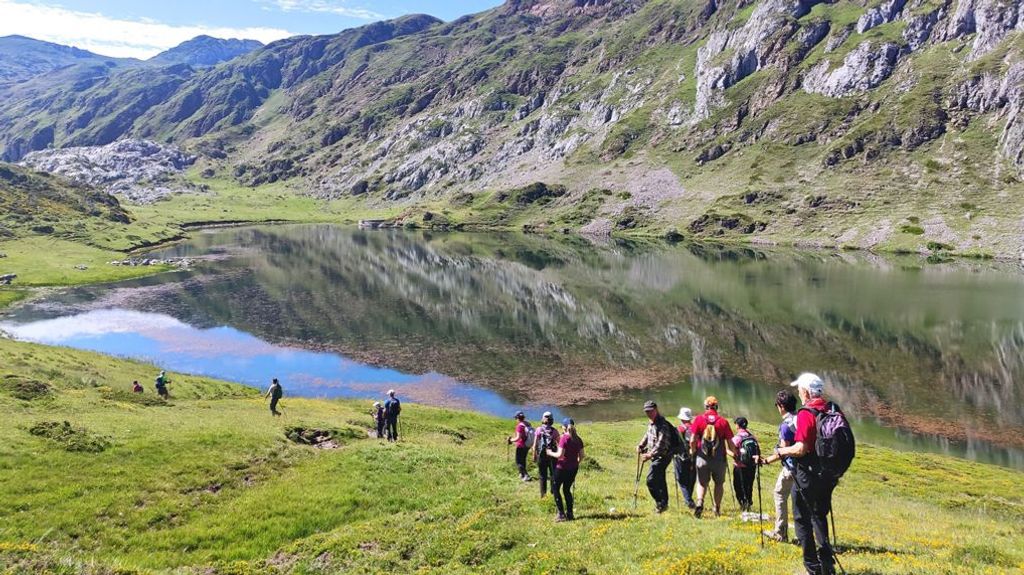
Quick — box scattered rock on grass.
[285,426,349,449]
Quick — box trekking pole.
[830,508,839,552]
[756,464,765,548]
[632,453,644,510]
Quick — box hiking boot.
[686,500,696,510]
[693,505,703,519]
[555,514,567,522]
[521,475,533,482]
[655,505,667,514]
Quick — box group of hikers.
[132,365,851,575]
[371,390,402,442]
[507,411,586,522]
[509,372,855,575]
[129,371,171,399]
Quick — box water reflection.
[3,224,1024,469]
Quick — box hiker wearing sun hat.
[673,407,697,509]
[533,411,560,498]
[759,372,856,575]
[689,396,736,518]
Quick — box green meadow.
[0,338,1021,574]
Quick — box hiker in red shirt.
[688,396,735,518]
[759,373,840,575]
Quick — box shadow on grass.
[576,512,643,521]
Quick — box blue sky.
[0,0,502,58]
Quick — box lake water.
[3,224,1023,469]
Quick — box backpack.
[801,402,856,480]
[700,415,720,458]
[738,432,760,467]
[662,418,683,455]
[389,398,401,417]
[155,375,165,388]
[522,421,535,448]
[271,384,283,399]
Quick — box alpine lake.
[3,224,1022,470]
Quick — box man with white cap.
[673,407,697,509]
[760,373,845,575]
[384,389,401,442]
[533,411,560,498]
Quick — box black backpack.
[802,402,856,480]
[661,417,683,455]
[738,433,760,467]
[389,398,401,417]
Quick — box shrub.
[28,421,110,453]
[0,375,52,401]
[899,224,925,235]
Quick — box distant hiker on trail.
[731,417,758,512]
[637,400,678,513]
[758,373,856,575]
[508,411,533,481]
[760,390,798,543]
[372,401,386,440]
[265,378,283,416]
[132,380,143,394]
[689,396,735,518]
[674,407,697,509]
[155,371,170,400]
[384,389,401,442]
[533,411,560,498]
[547,417,584,522]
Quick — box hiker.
[384,389,401,442]
[508,411,532,481]
[533,411,560,498]
[760,390,798,543]
[155,371,170,400]
[731,417,757,512]
[372,401,386,440]
[547,417,584,522]
[758,373,856,575]
[689,396,735,518]
[132,380,143,394]
[673,407,697,509]
[265,378,283,416]
[636,400,678,513]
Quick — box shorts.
[695,455,726,485]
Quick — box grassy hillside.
[0,337,1021,574]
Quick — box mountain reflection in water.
[4,224,1023,469]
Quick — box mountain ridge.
[2,0,1023,256]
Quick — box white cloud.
[264,0,385,20]
[0,0,296,59]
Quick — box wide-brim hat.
[677,407,693,422]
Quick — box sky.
[0,0,503,59]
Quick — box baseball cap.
[677,407,693,422]
[514,411,525,419]
[790,373,824,395]
[704,396,718,408]
[562,417,574,427]
[643,400,657,411]
[387,389,396,395]
[542,411,553,419]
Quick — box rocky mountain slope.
[1,0,1023,255]
[149,36,263,67]
[0,35,132,85]
[20,139,199,204]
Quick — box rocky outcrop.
[857,0,908,33]
[802,42,900,97]
[20,139,197,203]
